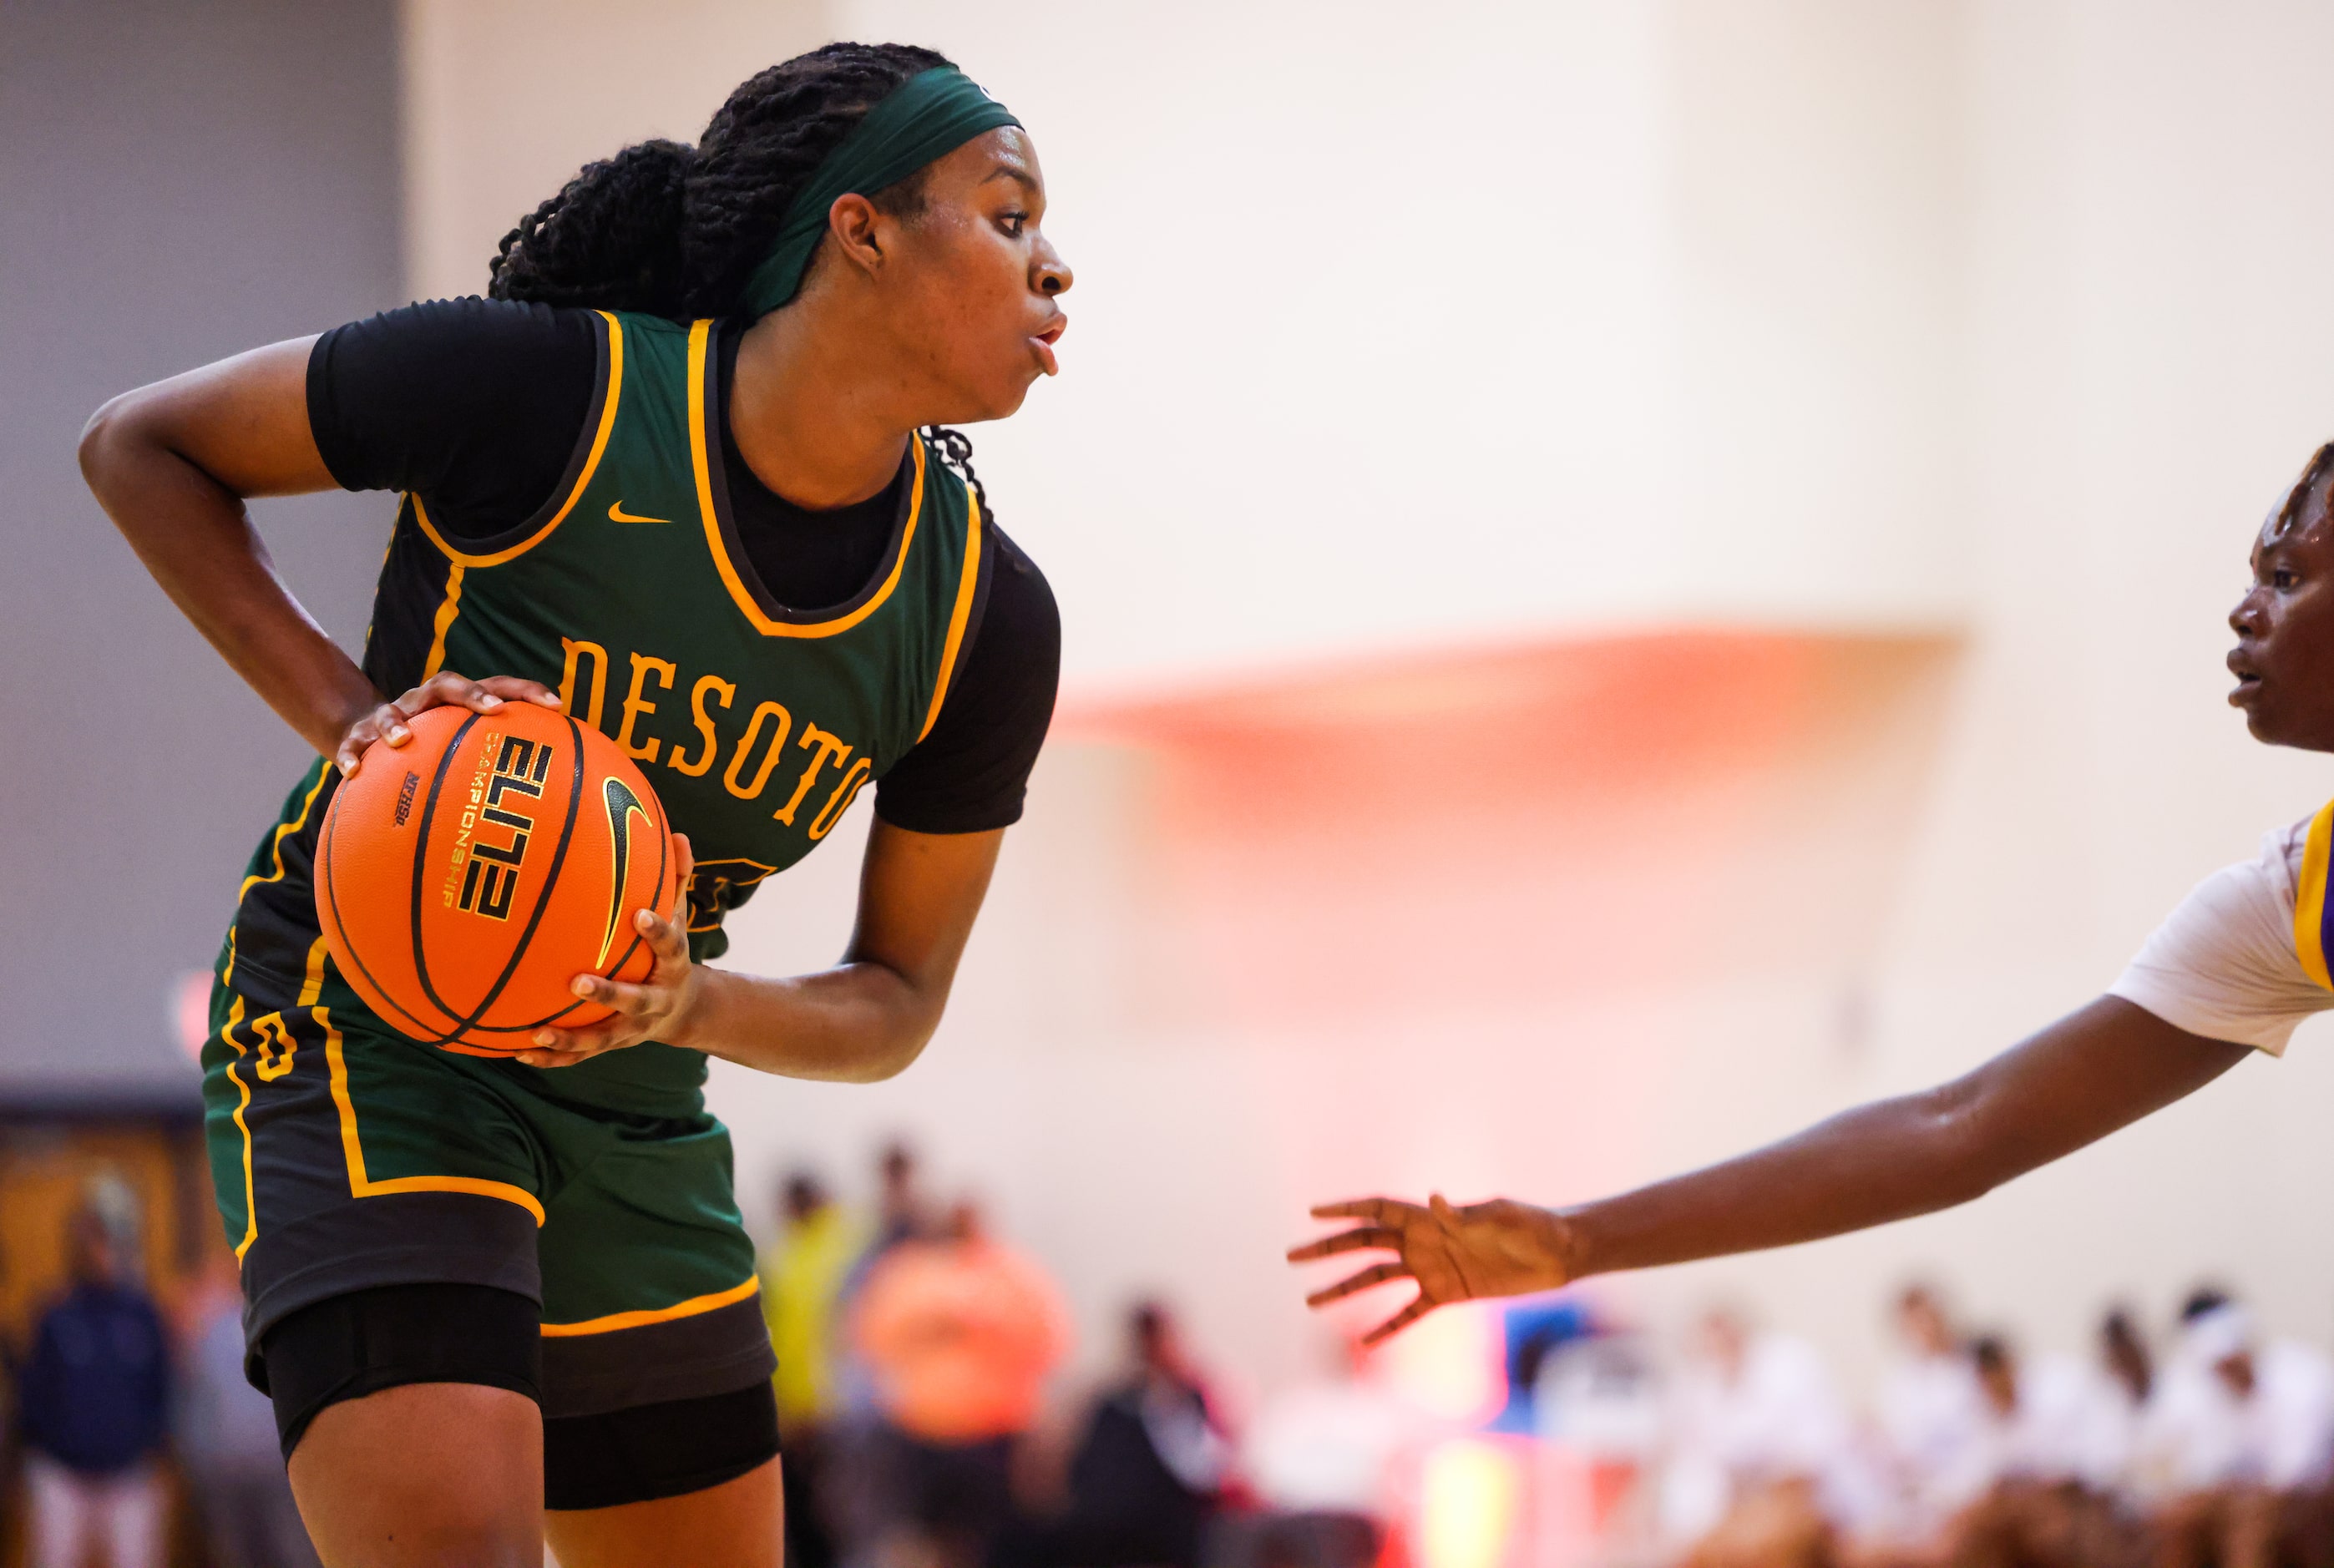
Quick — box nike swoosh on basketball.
[598,776,657,969]
[608,501,671,524]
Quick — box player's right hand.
[1287,1194,1577,1344]
[336,670,564,776]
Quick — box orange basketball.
[314,702,678,1056]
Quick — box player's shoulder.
[976,518,1059,657]
[317,295,615,378]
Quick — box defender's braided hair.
[489,42,995,511]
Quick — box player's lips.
[2229,647,2265,706]
[1029,316,1066,376]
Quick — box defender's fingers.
[1310,1198,1412,1224]
[1286,1227,1400,1263]
[1362,1297,1434,1346]
[1305,1262,1409,1308]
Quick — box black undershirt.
[306,297,1058,833]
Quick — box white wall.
[396,0,2334,1407]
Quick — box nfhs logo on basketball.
[316,704,677,1057]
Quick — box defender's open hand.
[1288,1195,1577,1344]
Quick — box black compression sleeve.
[306,297,600,540]
[873,525,1061,835]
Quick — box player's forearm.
[677,962,941,1082]
[1558,996,2248,1281]
[1556,1079,1999,1281]
[81,402,377,756]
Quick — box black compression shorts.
[259,1282,781,1510]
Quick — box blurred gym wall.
[13,0,2334,1413]
[0,0,401,1086]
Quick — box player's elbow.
[77,387,165,499]
[76,393,133,489]
[847,1014,940,1084]
[1904,1074,2019,1210]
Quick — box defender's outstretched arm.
[1291,996,2250,1342]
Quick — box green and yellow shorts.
[200,937,772,1420]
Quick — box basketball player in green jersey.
[1291,447,2334,1346]
[79,45,1066,1568]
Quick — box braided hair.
[489,42,950,316]
[489,43,996,510]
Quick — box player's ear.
[826,194,887,278]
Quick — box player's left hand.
[1287,1194,1577,1343]
[517,833,701,1069]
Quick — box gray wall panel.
[1,0,403,1084]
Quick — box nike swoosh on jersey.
[598,776,657,969]
[608,501,671,524]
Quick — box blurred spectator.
[176,1248,320,1568]
[1878,1282,1988,1538]
[993,1300,1228,1568]
[866,1141,933,1267]
[761,1168,866,1568]
[2144,1295,2334,1496]
[2103,1308,2154,1411]
[834,1139,937,1424]
[844,1199,1071,1568]
[1662,1307,1871,1549]
[1233,1331,1409,1568]
[1944,1335,2129,1502]
[18,1205,170,1568]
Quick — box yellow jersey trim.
[421,562,465,677]
[412,309,625,569]
[686,317,927,639]
[2297,801,2334,991]
[220,996,260,1260]
[916,488,985,744]
[222,764,332,988]
[539,1275,760,1338]
[323,1008,547,1227]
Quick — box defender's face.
[888,127,1071,423]
[2229,458,2334,750]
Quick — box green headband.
[739,66,1020,318]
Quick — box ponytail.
[488,42,952,319]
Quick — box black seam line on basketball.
[462,774,666,1034]
[320,779,448,1043]
[440,714,589,1040]
[318,777,457,1044]
[405,711,491,1044]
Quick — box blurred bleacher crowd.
[9,1144,2334,1568]
[760,1141,2334,1568]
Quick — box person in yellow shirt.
[760,1171,868,1568]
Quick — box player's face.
[884,127,1071,422]
[2229,455,2334,749]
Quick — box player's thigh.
[541,1454,782,1568]
[288,1382,543,1568]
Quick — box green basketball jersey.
[221,310,986,1114]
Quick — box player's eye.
[997,211,1028,237]
[2275,568,2301,589]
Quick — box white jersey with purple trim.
[2107,812,2334,1055]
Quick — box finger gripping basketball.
[316,703,678,1056]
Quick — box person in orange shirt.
[846,1199,1071,1567]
